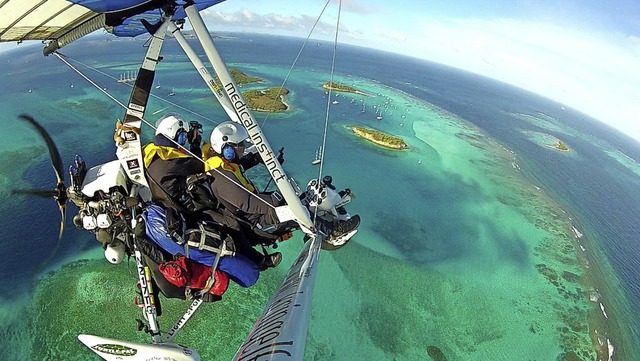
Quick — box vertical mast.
[115,15,172,200]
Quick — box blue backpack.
[142,203,259,288]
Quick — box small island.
[216,68,289,113]
[547,140,569,152]
[212,68,262,88]
[230,68,262,85]
[554,140,569,151]
[351,126,408,150]
[243,87,290,112]
[323,81,368,96]
[521,130,570,153]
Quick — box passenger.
[205,121,360,241]
[143,112,204,212]
[143,113,280,270]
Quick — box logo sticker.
[91,344,137,356]
[127,159,140,170]
[123,131,138,141]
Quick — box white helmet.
[155,112,187,145]
[210,121,249,155]
[105,240,126,264]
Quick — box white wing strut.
[183,4,314,232]
[182,4,323,360]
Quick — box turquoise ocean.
[1,32,640,360]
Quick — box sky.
[2,0,640,142]
[200,0,640,143]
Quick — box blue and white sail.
[0,0,225,54]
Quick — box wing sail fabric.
[0,0,225,54]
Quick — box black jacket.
[144,138,204,212]
[207,153,282,228]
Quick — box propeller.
[14,114,68,264]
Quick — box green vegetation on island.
[323,81,367,95]
[244,87,290,112]
[214,68,289,113]
[230,68,262,85]
[555,141,569,151]
[212,68,262,89]
[351,126,408,150]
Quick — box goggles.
[229,139,250,148]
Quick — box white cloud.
[373,28,408,43]
[399,18,640,141]
[201,6,640,141]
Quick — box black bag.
[185,173,219,213]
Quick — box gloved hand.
[187,122,203,146]
[277,147,285,164]
[165,208,184,242]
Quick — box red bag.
[158,256,190,287]
[159,255,229,296]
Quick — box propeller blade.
[34,204,67,271]
[58,205,66,240]
[35,234,64,271]
[12,189,58,197]
[16,114,70,255]
[18,114,65,184]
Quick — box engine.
[67,157,134,245]
[304,175,353,222]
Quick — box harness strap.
[184,222,235,256]
[193,237,228,298]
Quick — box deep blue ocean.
[2,32,640,358]
[230,32,640,322]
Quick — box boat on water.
[169,86,175,96]
[312,146,322,165]
[117,70,137,83]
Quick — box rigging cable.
[56,52,217,124]
[52,51,278,211]
[311,0,343,227]
[258,0,333,130]
[319,0,342,180]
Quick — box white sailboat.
[117,70,137,83]
[312,146,322,165]
[168,86,175,96]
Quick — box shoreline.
[350,125,409,150]
[569,217,633,360]
[323,82,370,97]
[514,154,629,360]
[413,107,624,360]
[243,87,289,113]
